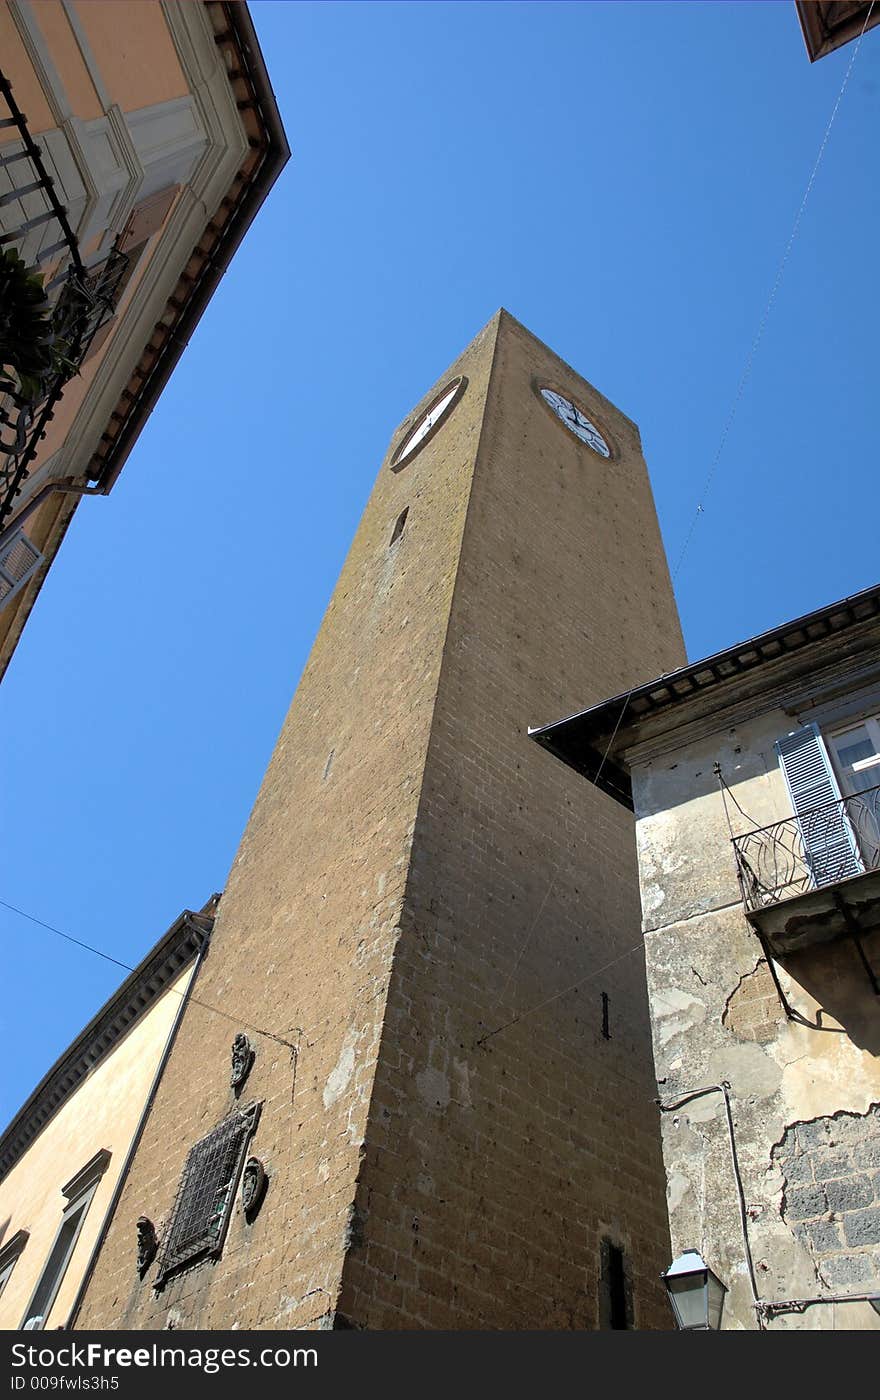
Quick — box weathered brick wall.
[77,312,685,1330]
[75,319,500,1330]
[338,313,686,1327]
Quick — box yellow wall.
[0,3,190,131]
[0,965,193,1330]
[71,1,188,112]
[30,2,102,121]
[0,6,54,137]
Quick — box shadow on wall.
[777,928,880,1057]
[635,741,771,817]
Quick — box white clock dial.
[540,387,611,458]
[392,379,463,467]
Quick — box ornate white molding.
[8,0,72,124]
[161,0,249,213]
[7,1,219,259]
[97,107,143,249]
[59,0,111,112]
[27,2,249,489]
[127,95,207,203]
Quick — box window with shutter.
[776,725,862,888]
[155,1103,260,1286]
[0,530,42,611]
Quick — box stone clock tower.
[76,311,686,1330]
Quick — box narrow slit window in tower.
[390,507,409,546]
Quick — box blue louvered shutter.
[776,725,862,888]
[0,530,42,611]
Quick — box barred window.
[156,1103,260,1286]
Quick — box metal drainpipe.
[657,1082,765,1330]
[64,918,212,1331]
[658,1082,880,1328]
[0,478,106,554]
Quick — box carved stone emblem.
[241,1157,267,1218]
[136,1217,158,1276]
[230,1032,254,1089]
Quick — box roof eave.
[529,581,880,806]
[795,1,880,61]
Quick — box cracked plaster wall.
[632,711,880,1330]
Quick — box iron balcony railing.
[0,70,128,529]
[732,783,880,912]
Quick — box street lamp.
[661,1249,727,1331]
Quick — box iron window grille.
[155,1102,261,1287]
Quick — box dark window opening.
[23,1206,85,1328]
[0,1231,28,1300]
[600,1237,633,1330]
[601,990,610,1040]
[390,507,409,546]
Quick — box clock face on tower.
[539,387,611,458]
[391,377,466,470]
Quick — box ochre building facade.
[0,1,286,677]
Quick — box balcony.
[0,70,127,530]
[732,784,880,961]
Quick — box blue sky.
[2,0,878,1127]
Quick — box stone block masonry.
[774,1105,880,1292]
[76,311,685,1330]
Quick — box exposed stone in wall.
[646,894,880,1329]
[722,959,781,1044]
[773,1105,880,1291]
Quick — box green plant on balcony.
[0,247,78,405]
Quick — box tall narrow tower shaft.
[77,311,685,1330]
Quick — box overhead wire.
[475,936,647,1047]
[671,0,876,582]
[598,0,875,787]
[0,896,299,1052]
